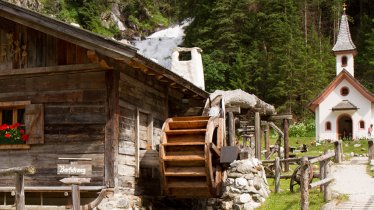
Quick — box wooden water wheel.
[159,116,225,198]
[290,164,314,192]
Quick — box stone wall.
[220,158,270,210]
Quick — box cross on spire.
[343,2,347,13]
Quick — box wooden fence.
[0,166,36,210]
[300,150,335,210]
[262,140,343,194]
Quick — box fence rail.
[0,166,36,210]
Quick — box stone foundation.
[220,158,270,210]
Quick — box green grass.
[258,177,324,210]
[265,136,370,160]
[258,137,370,209]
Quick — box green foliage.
[183,0,336,120]
[36,0,374,121]
[40,0,119,37]
[289,120,315,137]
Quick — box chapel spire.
[332,4,357,76]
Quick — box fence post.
[319,150,327,192]
[275,157,280,193]
[334,140,342,163]
[369,140,374,161]
[300,156,309,210]
[324,160,332,202]
[15,173,25,210]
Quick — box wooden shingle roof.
[332,14,356,53]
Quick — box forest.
[32,0,374,121]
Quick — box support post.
[324,160,332,202]
[71,184,80,210]
[334,140,342,163]
[369,140,374,161]
[104,70,119,187]
[255,112,261,159]
[300,156,309,210]
[283,119,290,171]
[228,112,235,146]
[275,157,280,193]
[264,123,270,158]
[15,173,25,210]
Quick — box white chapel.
[309,9,374,141]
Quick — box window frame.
[0,101,31,149]
[0,101,44,149]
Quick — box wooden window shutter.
[25,104,44,144]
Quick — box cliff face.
[7,0,40,10]
[6,0,175,41]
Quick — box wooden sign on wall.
[57,164,92,176]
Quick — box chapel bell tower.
[332,4,357,77]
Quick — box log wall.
[117,65,167,195]
[0,70,106,187]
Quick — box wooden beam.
[135,108,140,177]
[300,156,309,210]
[0,166,36,177]
[0,186,105,192]
[15,173,25,210]
[283,119,290,171]
[309,177,334,189]
[264,123,270,158]
[226,106,241,113]
[255,112,261,159]
[104,70,119,187]
[228,112,235,146]
[309,152,335,164]
[269,122,284,138]
[270,114,293,120]
[0,63,108,78]
[210,143,221,157]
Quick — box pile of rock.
[220,158,270,210]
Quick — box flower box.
[0,123,29,145]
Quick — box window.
[0,101,44,148]
[326,121,331,131]
[359,120,365,129]
[340,87,349,96]
[0,107,25,125]
[341,56,347,67]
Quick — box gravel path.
[331,157,374,209]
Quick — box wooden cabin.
[0,1,208,206]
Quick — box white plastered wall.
[336,54,354,76]
[317,79,372,141]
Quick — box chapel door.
[337,114,352,140]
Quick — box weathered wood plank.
[104,70,119,187]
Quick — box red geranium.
[21,134,29,142]
[0,123,28,144]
